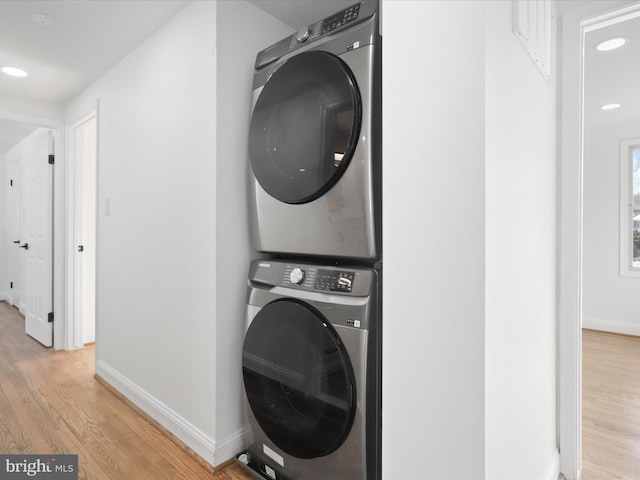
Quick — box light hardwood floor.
[583,329,640,479]
[7,302,635,479]
[0,301,252,480]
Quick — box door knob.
[19,243,29,250]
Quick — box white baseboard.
[583,316,640,336]
[96,360,244,467]
[214,428,246,466]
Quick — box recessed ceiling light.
[596,37,627,51]
[29,12,58,27]
[601,103,621,111]
[1,66,28,78]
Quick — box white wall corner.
[583,316,640,336]
[96,360,216,466]
[547,448,561,480]
[212,428,245,467]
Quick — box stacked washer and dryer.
[241,2,382,479]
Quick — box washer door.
[242,299,357,459]
[249,50,362,204]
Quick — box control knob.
[289,267,305,285]
[295,26,311,43]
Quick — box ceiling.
[1,1,635,153]
[0,0,190,153]
[0,0,356,153]
[0,119,39,154]
[0,0,190,105]
[584,13,640,128]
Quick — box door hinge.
[48,154,55,165]
[48,312,54,323]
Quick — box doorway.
[69,110,98,348]
[0,110,67,349]
[581,6,640,479]
[559,2,640,479]
[2,124,55,347]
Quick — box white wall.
[64,0,292,467]
[0,0,561,473]
[383,1,558,478]
[214,0,293,459]
[66,0,218,463]
[583,120,640,333]
[485,1,558,478]
[0,152,6,301]
[382,1,486,478]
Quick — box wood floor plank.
[0,301,252,480]
[583,329,640,479]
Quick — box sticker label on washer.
[263,444,284,467]
[265,465,276,479]
[346,41,360,51]
[347,319,361,328]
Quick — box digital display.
[321,3,361,34]
[315,269,355,292]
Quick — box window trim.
[619,137,640,277]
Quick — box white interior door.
[74,113,97,345]
[22,129,54,347]
[7,149,22,307]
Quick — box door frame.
[559,1,640,478]
[0,109,65,348]
[66,105,98,350]
[6,146,22,308]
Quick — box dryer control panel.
[321,3,361,34]
[249,259,374,296]
[254,0,378,70]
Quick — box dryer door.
[242,298,357,459]
[249,50,362,205]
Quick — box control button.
[338,277,352,288]
[296,26,311,43]
[289,267,305,285]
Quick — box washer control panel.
[315,269,355,293]
[249,260,374,296]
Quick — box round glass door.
[242,299,356,459]
[249,50,362,204]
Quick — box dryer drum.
[242,299,357,459]
[249,50,362,205]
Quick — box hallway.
[0,301,249,479]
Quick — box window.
[619,138,640,275]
